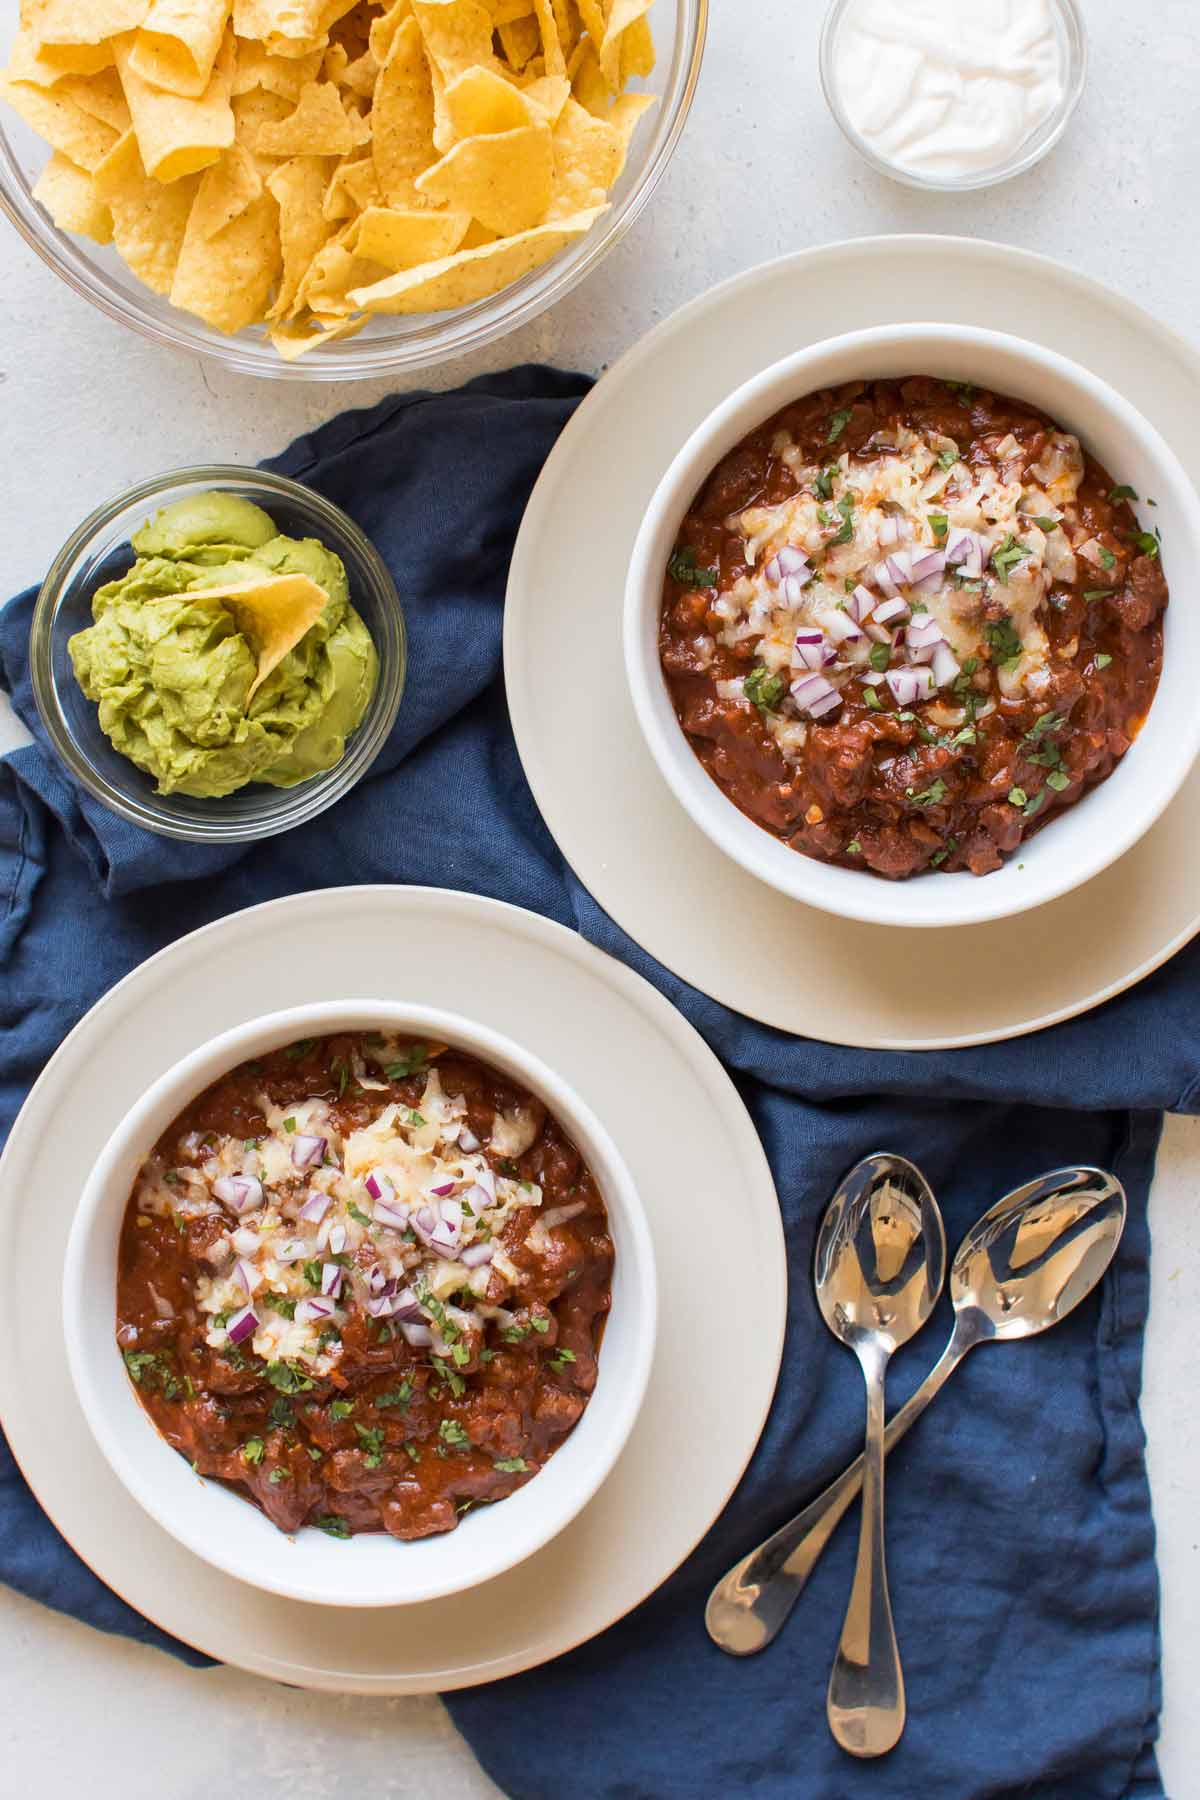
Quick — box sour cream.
[829,0,1070,185]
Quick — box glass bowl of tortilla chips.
[0,1,706,378]
[31,464,406,840]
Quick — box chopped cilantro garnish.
[1084,588,1116,602]
[548,1348,577,1373]
[743,664,787,713]
[1109,485,1138,503]
[831,494,855,546]
[403,1442,421,1463]
[432,1356,466,1398]
[1132,530,1160,559]
[1031,516,1059,531]
[530,1315,551,1335]
[330,1398,355,1420]
[267,1397,295,1431]
[1095,652,1113,669]
[376,1381,413,1411]
[950,726,977,747]
[863,687,881,711]
[122,1348,182,1400]
[910,779,948,807]
[314,1514,351,1539]
[306,1446,323,1462]
[1022,790,1047,818]
[284,1040,315,1061]
[330,1057,350,1098]
[944,380,976,402]
[383,1044,428,1080]
[347,1199,372,1226]
[984,618,1023,665]
[242,1437,265,1465]
[938,447,959,469]
[929,836,958,868]
[667,546,718,588]
[846,839,863,856]
[991,535,1031,584]
[827,407,852,443]
[302,1260,322,1289]
[282,1116,296,1133]
[265,1360,314,1395]
[928,511,949,541]
[269,1468,289,1486]
[1099,547,1116,570]
[493,1458,530,1474]
[1047,770,1071,791]
[355,1424,386,1468]
[265,1292,298,1320]
[1008,787,1028,807]
[1025,711,1062,740]
[438,1419,469,1448]
[815,465,837,500]
[869,642,891,673]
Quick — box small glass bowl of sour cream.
[820,0,1088,193]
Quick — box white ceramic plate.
[505,235,1200,1048]
[0,887,784,1693]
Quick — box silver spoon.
[706,1165,1126,1666]
[814,1153,947,1759]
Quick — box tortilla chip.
[530,0,564,77]
[178,575,328,698]
[186,138,262,237]
[545,94,619,217]
[265,153,332,315]
[268,311,365,357]
[569,38,609,114]
[231,0,348,53]
[322,150,380,217]
[6,23,115,86]
[457,216,494,247]
[519,71,569,122]
[367,0,413,64]
[93,128,198,290]
[412,0,495,80]
[618,13,654,81]
[349,202,469,267]
[573,0,604,48]
[349,201,602,311]
[440,64,530,137]
[370,14,434,204]
[0,73,121,169]
[480,0,535,22]
[496,14,539,68]
[32,151,114,241]
[170,185,280,329]
[114,26,234,180]
[608,87,654,144]
[338,44,378,96]
[415,120,551,233]
[252,77,367,155]
[298,230,385,312]
[30,0,151,45]
[59,68,131,131]
[231,37,324,97]
[128,0,232,97]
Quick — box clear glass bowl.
[819,0,1087,193]
[0,3,707,381]
[31,466,406,842]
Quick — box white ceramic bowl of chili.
[624,322,1200,929]
[63,1001,657,1607]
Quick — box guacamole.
[68,492,379,799]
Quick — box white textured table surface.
[2,0,1199,1793]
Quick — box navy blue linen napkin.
[1,366,1190,1800]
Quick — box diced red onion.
[458,1127,481,1153]
[374,1199,409,1231]
[274,1238,309,1264]
[886,549,912,585]
[825,612,864,645]
[399,1321,434,1349]
[438,1196,463,1235]
[291,1134,326,1169]
[846,584,876,624]
[234,1258,258,1297]
[945,527,984,579]
[226,1305,258,1346]
[878,515,900,548]
[460,1241,494,1268]
[392,1286,423,1322]
[471,1167,497,1205]
[931,640,962,687]
[864,622,893,645]
[428,1224,461,1259]
[298,1192,331,1224]
[429,1180,456,1198]
[212,1175,262,1214]
[780,571,812,605]
[793,628,826,672]
[231,1227,262,1255]
[872,597,910,627]
[365,1172,392,1205]
[328,1224,347,1255]
[765,544,811,585]
[541,1200,588,1229]
[909,548,946,582]
[872,559,899,598]
[911,571,944,599]
[790,672,841,717]
[886,667,923,706]
[860,671,886,687]
[321,1262,342,1298]
[296,1297,335,1325]
[906,617,944,653]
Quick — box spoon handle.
[705,1331,967,1656]
[827,1347,903,1757]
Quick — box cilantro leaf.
[493,1458,530,1474]
[984,618,1023,665]
[991,535,1031,584]
[667,546,718,588]
[265,1360,313,1395]
[313,1514,351,1539]
[827,408,852,443]
[743,664,787,713]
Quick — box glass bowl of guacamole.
[30,467,405,842]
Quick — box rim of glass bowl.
[30,464,406,842]
[819,0,1088,194]
[0,1,708,382]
